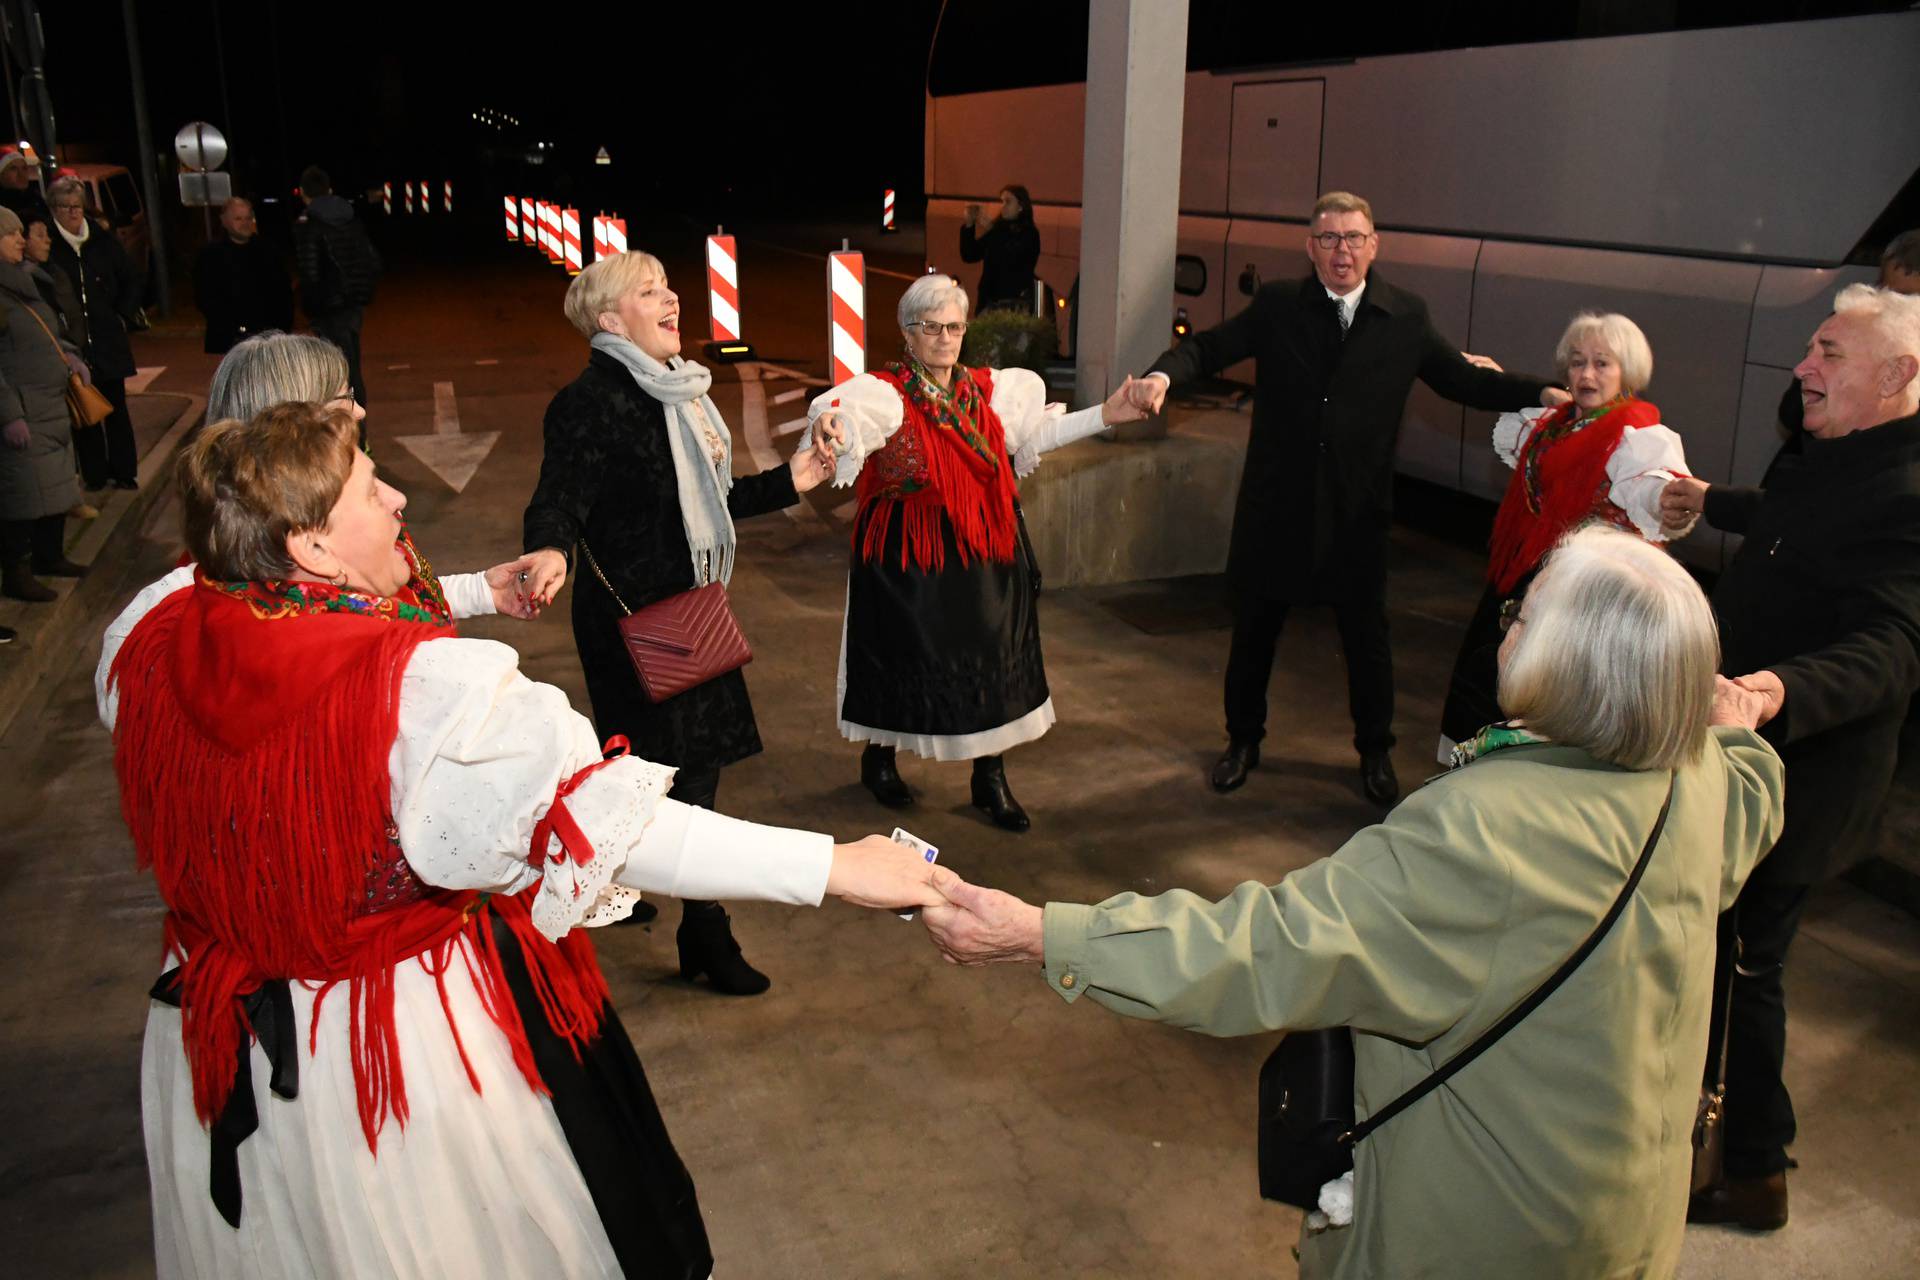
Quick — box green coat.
[1042,728,1783,1279]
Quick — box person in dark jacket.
[520,250,841,996]
[1133,191,1562,806]
[1660,283,1920,1231]
[0,205,87,602]
[0,147,47,227]
[959,184,1041,312]
[195,196,294,354]
[47,177,142,491]
[293,166,380,419]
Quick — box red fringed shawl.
[109,539,610,1150]
[853,363,1020,573]
[1486,396,1666,594]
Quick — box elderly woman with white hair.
[520,250,839,995]
[1438,310,1698,758]
[805,272,1149,829]
[923,525,1785,1279]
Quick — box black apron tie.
[150,969,298,1228]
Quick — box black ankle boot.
[970,755,1030,832]
[3,560,56,603]
[861,743,914,808]
[676,902,770,996]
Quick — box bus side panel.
[1748,264,1877,369]
[1464,243,1760,569]
[1312,12,1920,265]
[1375,233,1480,491]
[927,85,1086,205]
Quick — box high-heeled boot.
[676,900,770,996]
[860,742,914,808]
[969,754,1031,832]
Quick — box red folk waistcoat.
[1487,396,1666,594]
[851,363,1020,572]
[109,538,609,1149]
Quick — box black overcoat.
[47,222,141,380]
[523,351,799,771]
[1148,273,1547,601]
[1708,411,1920,884]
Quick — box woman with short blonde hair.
[1439,309,1697,758]
[522,248,842,995]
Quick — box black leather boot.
[861,743,914,808]
[1210,741,1260,793]
[3,560,55,603]
[676,901,770,996]
[970,755,1031,832]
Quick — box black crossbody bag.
[1257,774,1675,1209]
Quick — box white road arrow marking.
[392,381,501,493]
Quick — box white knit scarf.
[590,331,737,585]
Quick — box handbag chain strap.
[576,540,632,616]
[1344,771,1677,1147]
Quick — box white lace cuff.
[528,754,677,942]
[1491,406,1550,469]
[805,373,905,490]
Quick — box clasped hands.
[824,835,1045,966]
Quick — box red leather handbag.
[580,541,752,703]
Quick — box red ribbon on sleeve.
[528,736,632,876]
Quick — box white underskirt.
[144,948,622,1280]
[834,576,1057,762]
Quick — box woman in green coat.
[925,525,1785,1279]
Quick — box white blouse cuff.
[1606,423,1693,541]
[611,801,834,906]
[806,374,905,490]
[1491,407,1549,469]
[440,572,497,620]
[528,754,678,941]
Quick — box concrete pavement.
[0,243,1913,1278]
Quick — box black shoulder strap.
[1345,772,1676,1146]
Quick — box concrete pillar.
[1073,0,1189,439]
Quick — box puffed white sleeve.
[97,564,199,731]
[439,572,498,620]
[1490,406,1550,469]
[992,367,1108,479]
[392,637,834,942]
[1608,423,1695,541]
[803,373,906,489]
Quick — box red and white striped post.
[562,207,583,276]
[520,197,535,246]
[541,202,561,265]
[592,214,608,263]
[881,188,896,233]
[706,231,741,343]
[828,240,866,385]
[504,194,517,240]
[444,181,454,215]
[383,182,393,216]
[605,216,626,257]
[419,179,431,215]
[702,229,753,361]
[404,180,415,215]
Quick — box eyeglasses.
[1310,231,1373,250]
[50,202,84,212]
[913,320,968,337]
[1497,597,1530,633]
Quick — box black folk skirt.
[1439,570,1536,747]
[841,503,1050,746]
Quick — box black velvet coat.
[523,350,799,771]
[1147,273,1549,602]
[1707,411,1920,884]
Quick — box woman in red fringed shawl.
[97,402,950,1280]
[803,274,1151,831]
[1438,311,1699,760]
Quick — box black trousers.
[308,307,368,413]
[76,376,137,487]
[1224,580,1395,754]
[2,513,65,567]
[1720,877,1813,1179]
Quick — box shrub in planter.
[960,310,1058,373]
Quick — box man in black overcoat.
[195,197,294,354]
[1135,191,1561,804]
[1661,284,1920,1231]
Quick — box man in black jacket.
[293,166,380,421]
[1661,283,1920,1230]
[1135,191,1561,805]
[194,196,294,354]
